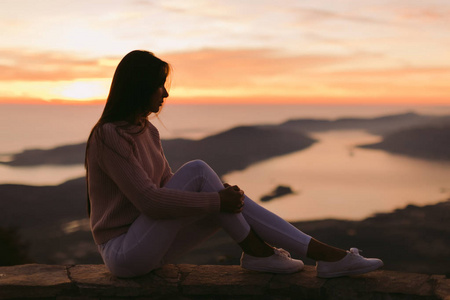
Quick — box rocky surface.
[0,264,448,299]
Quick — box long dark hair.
[85,50,170,216]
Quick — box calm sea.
[1,103,450,221]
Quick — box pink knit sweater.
[86,121,220,245]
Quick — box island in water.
[260,185,295,202]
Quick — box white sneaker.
[316,248,383,278]
[240,248,304,274]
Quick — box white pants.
[98,160,311,277]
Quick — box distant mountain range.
[2,112,449,169]
[280,112,450,135]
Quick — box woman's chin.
[151,106,162,113]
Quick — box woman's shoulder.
[145,120,162,140]
[88,122,138,159]
[94,122,138,146]
[145,119,158,132]
[95,120,158,142]
[100,121,149,134]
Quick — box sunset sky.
[1,0,449,105]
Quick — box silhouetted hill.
[294,200,450,274]
[0,177,86,228]
[0,143,86,166]
[162,126,316,176]
[359,126,450,160]
[280,112,448,135]
[0,177,92,264]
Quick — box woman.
[85,50,383,278]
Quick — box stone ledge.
[0,264,448,300]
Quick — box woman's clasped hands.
[219,183,245,213]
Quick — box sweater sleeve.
[95,124,220,219]
[149,122,173,187]
[159,141,173,186]
[159,150,173,187]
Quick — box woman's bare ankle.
[239,229,274,257]
[306,238,347,262]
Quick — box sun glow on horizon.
[54,80,110,101]
[0,79,110,103]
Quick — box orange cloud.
[159,48,450,103]
[292,7,389,25]
[0,49,116,81]
[396,7,448,21]
[324,67,450,98]
[329,66,450,77]
[160,48,354,88]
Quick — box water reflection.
[0,164,85,185]
[62,218,90,234]
[224,130,450,221]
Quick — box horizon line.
[0,96,449,106]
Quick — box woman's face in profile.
[148,85,169,113]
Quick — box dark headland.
[359,125,450,161]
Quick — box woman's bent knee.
[179,160,215,177]
[182,159,210,171]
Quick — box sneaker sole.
[317,261,383,278]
